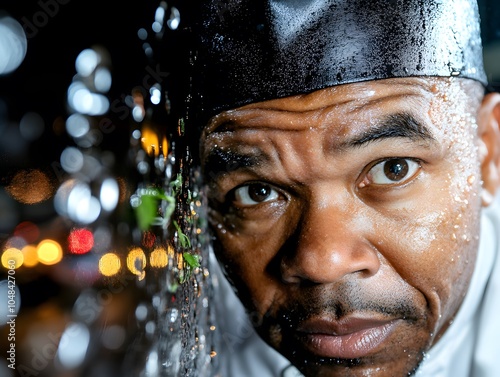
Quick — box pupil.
[384,159,409,181]
[249,184,270,202]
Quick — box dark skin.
[201,77,500,376]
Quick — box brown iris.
[383,159,409,181]
[247,184,273,202]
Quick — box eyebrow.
[203,112,436,181]
[203,148,267,182]
[345,112,436,148]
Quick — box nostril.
[280,258,302,284]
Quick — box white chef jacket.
[211,197,500,377]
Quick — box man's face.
[201,77,484,376]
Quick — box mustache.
[262,284,424,329]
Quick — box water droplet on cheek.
[467,175,475,185]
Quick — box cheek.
[209,217,285,314]
[431,178,481,325]
[403,84,484,327]
[377,168,481,333]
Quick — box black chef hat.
[194,0,487,121]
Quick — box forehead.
[202,77,476,143]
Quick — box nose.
[280,199,380,285]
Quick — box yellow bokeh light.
[22,245,39,267]
[1,248,24,269]
[99,253,121,276]
[127,247,146,280]
[37,239,63,265]
[177,252,183,270]
[140,126,168,158]
[162,136,168,156]
[167,244,174,258]
[141,126,159,157]
[150,247,168,268]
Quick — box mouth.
[295,316,400,360]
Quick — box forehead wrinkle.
[203,77,442,132]
[204,86,437,138]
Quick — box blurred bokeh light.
[36,239,63,265]
[0,15,27,75]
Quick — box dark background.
[0,1,154,179]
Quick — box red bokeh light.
[14,221,40,243]
[68,228,94,254]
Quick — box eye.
[233,183,279,206]
[363,158,421,186]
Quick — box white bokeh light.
[75,48,100,77]
[67,82,110,116]
[167,7,181,30]
[100,177,119,212]
[56,322,90,370]
[150,85,161,105]
[72,193,101,224]
[66,113,90,138]
[0,16,27,75]
[60,147,84,173]
[94,67,112,93]
[55,179,101,224]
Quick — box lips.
[295,316,400,359]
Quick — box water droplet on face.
[467,175,475,185]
